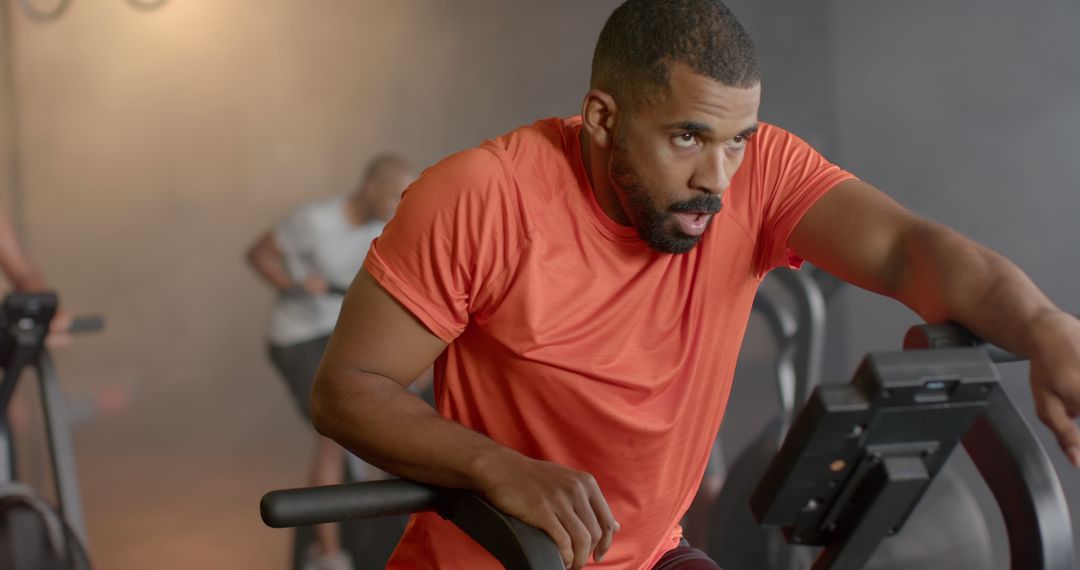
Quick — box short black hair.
[363,153,409,186]
[591,0,760,110]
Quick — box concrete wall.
[2,1,620,567]
[1,3,16,214]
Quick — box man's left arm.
[789,178,1080,467]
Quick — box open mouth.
[673,211,711,236]
[669,195,721,237]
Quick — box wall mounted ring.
[126,0,169,10]
[17,0,72,22]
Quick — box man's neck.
[579,129,629,226]
[345,197,372,227]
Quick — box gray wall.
[1,3,16,214]
[725,0,1080,558]
[829,0,1080,544]
[3,0,1078,567]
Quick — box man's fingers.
[556,508,592,569]
[482,461,615,567]
[570,479,604,552]
[45,332,73,349]
[51,312,74,332]
[538,513,574,569]
[1035,392,1080,467]
[595,521,615,563]
[586,482,618,562]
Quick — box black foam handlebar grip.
[903,321,1021,363]
[68,316,104,333]
[260,479,439,528]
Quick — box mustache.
[669,195,722,214]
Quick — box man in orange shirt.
[311,1,1080,568]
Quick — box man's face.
[373,169,416,220]
[609,63,761,254]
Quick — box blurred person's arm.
[0,208,72,344]
[791,178,1080,466]
[0,207,49,292]
[245,231,327,295]
[312,268,618,569]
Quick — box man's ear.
[581,89,619,149]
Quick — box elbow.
[309,374,333,438]
[245,245,262,269]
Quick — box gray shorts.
[267,334,331,421]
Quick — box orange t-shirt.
[364,117,854,569]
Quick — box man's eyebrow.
[665,122,759,138]
[667,121,713,134]
[738,123,760,138]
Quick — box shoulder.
[493,117,572,162]
[745,123,823,168]
[492,117,579,184]
[410,117,575,206]
[284,196,342,224]
[403,146,509,218]
[747,122,798,156]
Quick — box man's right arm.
[311,268,619,569]
[246,231,328,295]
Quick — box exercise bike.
[260,315,1076,569]
[0,292,103,570]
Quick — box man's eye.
[728,133,751,149]
[673,133,698,148]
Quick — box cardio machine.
[751,321,1076,569]
[0,292,103,570]
[260,311,1076,569]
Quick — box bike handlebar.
[261,479,438,528]
[68,316,104,334]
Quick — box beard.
[610,136,722,254]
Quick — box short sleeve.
[752,126,856,274]
[273,203,318,278]
[363,145,527,343]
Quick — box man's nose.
[690,150,730,195]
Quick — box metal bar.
[260,479,564,570]
[36,350,89,546]
[0,341,33,483]
[774,269,827,407]
[963,390,1075,570]
[751,290,798,416]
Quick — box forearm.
[311,368,517,490]
[2,258,48,291]
[246,242,294,291]
[0,222,48,291]
[895,221,1064,357]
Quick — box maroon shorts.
[652,540,722,569]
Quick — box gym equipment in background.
[0,292,103,570]
[752,321,1075,570]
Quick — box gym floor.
[7,323,780,570]
[13,350,310,569]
